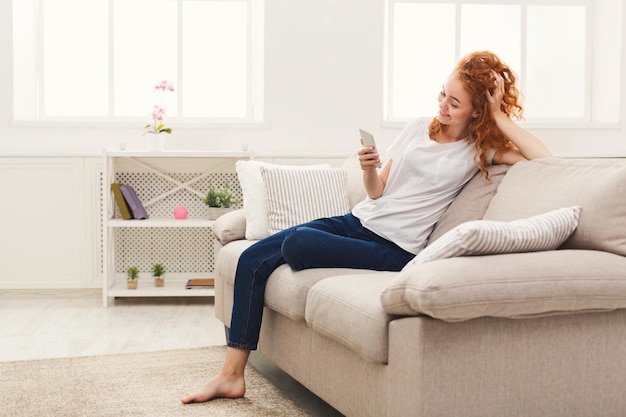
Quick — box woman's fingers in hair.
[487,70,505,100]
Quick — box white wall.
[1,0,625,157]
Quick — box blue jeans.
[227,213,414,350]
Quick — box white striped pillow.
[260,166,351,235]
[406,206,581,267]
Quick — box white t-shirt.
[352,118,490,255]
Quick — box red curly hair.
[429,51,522,177]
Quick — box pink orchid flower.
[145,81,174,135]
[155,80,175,92]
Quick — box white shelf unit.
[102,150,250,307]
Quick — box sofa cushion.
[215,239,382,322]
[306,273,397,364]
[406,206,580,265]
[265,266,381,322]
[483,158,626,257]
[428,164,509,244]
[381,250,626,321]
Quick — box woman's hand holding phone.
[359,129,382,169]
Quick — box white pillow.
[260,166,351,234]
[236,160,331,240]
[404,206,582,268]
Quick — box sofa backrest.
[428,164,510,244]
[483,158,626,256]
[342,153,368,209]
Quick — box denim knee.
[281,229,307,270]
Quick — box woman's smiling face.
[437,74,479,130]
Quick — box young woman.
[181,50,552,404]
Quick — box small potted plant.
[202,182,240,219]
[152,263,165,287]
[127,266,139,289]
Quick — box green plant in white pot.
[202,182,240,219]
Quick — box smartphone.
[359,129,382,168]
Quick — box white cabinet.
[0,156,101,289]
[102,150,249,307]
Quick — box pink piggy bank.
[173,206,188,220]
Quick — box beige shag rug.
[0,346,311,417]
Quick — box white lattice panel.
[114,227,214,275]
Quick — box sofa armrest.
[381,250,626,322]
[213,209,247,245]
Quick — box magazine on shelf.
[185,279,215,289]
[119,184,149,220]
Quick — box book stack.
[111,183,149,220]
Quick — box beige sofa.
[212,157,626,417]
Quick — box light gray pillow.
[236,160,331,240]
[260,166,351,234]
[404,206,581,268]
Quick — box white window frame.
[11,0,265,128]
[383,0,620,129]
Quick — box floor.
[0,289,343,417]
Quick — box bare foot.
[182,346,250,404]
[181,373,246,404]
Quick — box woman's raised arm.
[487,71,552,163]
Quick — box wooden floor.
[0,289,343,416]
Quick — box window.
[384,0,621,127]
[12,0,264,124]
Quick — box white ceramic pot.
[207,207,233,220]
[145,133,165,151]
